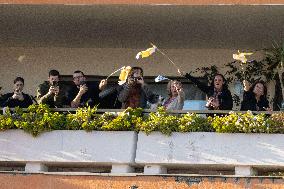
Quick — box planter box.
[0,130,137,173]
[136,132,284,175]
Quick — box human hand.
[264,107,272,111]
[12,89,23,100]
[48,86,56,95]
[211,98,220,109]
[54,86,60,96]
[177,69,184,76]
[79,84,88,95]
[243,80,250,91]
[136,77,144,85]
[174,84,183,95]
[99,79,107,90]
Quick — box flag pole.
[150,43,180,71]
[106,66,125,80]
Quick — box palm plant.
[265,41,284,108]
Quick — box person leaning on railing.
[178,69,233,111]
[240,80,271,111]
[37,69,68,108]
[1,77,33,108]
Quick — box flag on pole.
[233,50,253,64]
[155,75,169,82]
[136,45,157,59]
[118,66,132,85]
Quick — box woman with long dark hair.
[179,70,233,110]
[240,80,271,111]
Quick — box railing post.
[235,166,257,176]
[111,164,134,173]
[144,165,167,174]
[25,162,48,172]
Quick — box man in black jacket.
[67,70,100,108]
[1,77,33,108]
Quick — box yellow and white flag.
[118,66,132,85]
[233,50,253,64]
[136,45,157,59]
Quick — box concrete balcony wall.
[136,132,284,175]
[0,130,137,172]
[0,130,284,175]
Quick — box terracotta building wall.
[0,0,283,5]
[0,173,283,189]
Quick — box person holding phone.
[66,70,100,108]
[117,67,159,109]
[37,69,67,108]
[1,77,33,108]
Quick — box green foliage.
[179,113,213,132]
[138,107,180,136]
[267,112,284,133]
[0,108,15,130]
[1,105,284,136]
[209,112,240,133]
[101,108,143,131]
[13,104,66,136]
[66,106,100,131]
[209,111,269,133]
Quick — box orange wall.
[0,173,283,189]
[0,0,284,4]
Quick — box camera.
[79,80,86,86]
[51,80,58,87]
[133,77,142,82]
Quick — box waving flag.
[155,75,169,82]
[136,45,157,59]
[233,50,253,64]
[118,66,132,85]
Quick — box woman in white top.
[162,80,185,110]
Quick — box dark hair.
[249,80,267,97]
[49,69,60,77]
[210,74,228,90]
[73,70,85,76]
[14,77,24,85]
[129,67,143,77]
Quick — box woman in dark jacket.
[240,80,270,111]
[179,70,233,110]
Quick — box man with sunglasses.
[66,70,100,108]
[1,77,33,108]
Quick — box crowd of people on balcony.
[0,67,272,112]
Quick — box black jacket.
[66,82,100,108]
[240,91,269,111]
[184,73,233,110]
[99,85,122,109]
[117,83,159,109]
[1,92,33,108]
